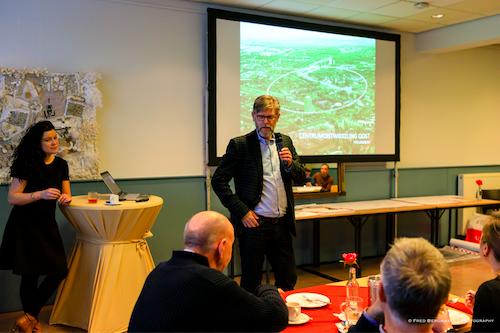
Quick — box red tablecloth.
[282,285,369,333]
[446,301,473,315]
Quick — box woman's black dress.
[0,156,69,275]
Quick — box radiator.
[457,173,500,234]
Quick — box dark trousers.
[20,273,66,318]
[238,221,297,293]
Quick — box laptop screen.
[100,171,123,195]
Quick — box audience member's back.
[128,211,288,332]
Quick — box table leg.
[426,209,446,247]
[386,213,395,252]
[313,219,320,266]
[348,216,368,277]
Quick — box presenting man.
[211,95,305,292]
[128,211,288,332]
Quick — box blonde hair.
[381,237,451,323]
[252,95,280,114]
[481,218,500,262]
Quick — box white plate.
[448,308,470,326]
[104,202,121,206]
[288,313,311,325]
[286,292,331,308]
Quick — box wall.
[400,34,500,167]
[1,0,499,180]
[1,0,499,312]
[1,0,207,177]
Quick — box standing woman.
[0,121,72,333]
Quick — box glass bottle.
[346,266,359,299]
[476,187,482,200]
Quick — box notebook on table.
[100,171,150,202]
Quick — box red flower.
[476,179,483,186]
[341,252,358,267]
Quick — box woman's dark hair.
[481,219,500,262]
[10,121,56,179]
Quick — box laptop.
[100,171,150,201]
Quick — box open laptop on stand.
[100,171,150,201]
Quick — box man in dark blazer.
[212,95,305,293]
[128,211,288,332]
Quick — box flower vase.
[476,187,482,200]
[346,266,359,299]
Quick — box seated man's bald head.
[184,211,234,254]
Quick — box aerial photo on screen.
[239,22,376,155]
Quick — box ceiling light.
[432,13,445,19]
[414,2,430,9]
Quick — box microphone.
[275,133,286,168]
[275,133,283,152]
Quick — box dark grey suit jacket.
[211,130,305,236]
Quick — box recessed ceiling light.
[414,2,430,9]
[432,13,445,19]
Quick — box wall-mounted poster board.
[0,68,102,182]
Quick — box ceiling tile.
[407,7,481,25]
[327,0,398,11]
[406,0,463,6]
[296,0,338,5]
[372,1,437,18]
[307,6,361,19]
[198,0,272,7]
[379,18,444,32]
[346,12,398,24]
[446,0,500,15]
[187,0,500,34]
[260,0,320,12]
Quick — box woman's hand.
[465,290,476,308]
[58,193,72,205]
[39,188,61,200]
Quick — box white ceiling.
[191,0,500,33]
[106,0,500,52]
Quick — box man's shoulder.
[232,131,257,144]
[277,133,292,140]
[478,277,500,295]
[153,259,235,289]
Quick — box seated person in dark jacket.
[349,238,451,333]
[128,211,288,332]
[312,164,334,192]
[465,218,500,332]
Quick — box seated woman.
[465,218,500,332]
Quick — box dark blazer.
[348,312,380,332]
[471,276,500,332]
[129,251,288,332]
[211,130,305,235]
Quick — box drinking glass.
[368,274,381,305]
[340,296,364,327]
[87,192,98,203]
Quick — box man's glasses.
[255,114,277,121]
